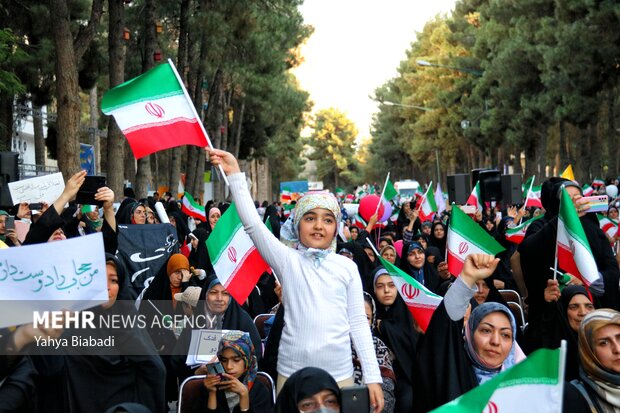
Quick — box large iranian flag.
[597,214,618,240]
[431,346,565,413]
[447,206,505,276]
[206,202,271,304]
[419,182,438,220]
[556,188,599,286]
[377,254,442,332]
[181,192,206,221]
[466,182,483,212]
[102,61,209,159]
[505,215,543,244]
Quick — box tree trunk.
[0,96,12,151]
[33,104,46,167]
[135,0,156,199]
[49,0,103,179]
[231,100,245,158]
[535,129,546,178]
[106,0,126,198]
[606,90,617,179]
[512,144,522,175]
[88,87,101,174]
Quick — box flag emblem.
[459,242,469,255]
[227,246,237,263]
[401,283,420,300]
[485,401,498,413]
[145,102,165,118]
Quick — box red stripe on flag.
[223,247,271,304]
[505,233,525,244]
[557,243,582,280]
[181,204,205,221]
[406,304,437,332]
[447,249,465,276]
[125,119,207,158]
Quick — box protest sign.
[0,232,108,328]
[8,172,65,204]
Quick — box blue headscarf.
[464,302,517,384]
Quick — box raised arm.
[207,149,289,274]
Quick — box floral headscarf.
[217,330,258,391]
[280,191,341,254]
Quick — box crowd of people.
[1,156,620,413]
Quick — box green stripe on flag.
[101,63,183,112]
[426,182,438,212]
[206,202,244,263]
[450,205,504,254]
[384,178,398,201]
[559,188,593,255]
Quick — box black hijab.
[275,367,340,413]
[188,228,213,275]
[429,222,447,259]
[263,205,281,240]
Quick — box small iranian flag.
[335,187,345,199]
[556,188,599,286]
[447,205,505,276]
[352,214,368,229]
[597,214,618,241]
[206,202,271,304]
[280,187,292,203]
[431,346,565,413]
[419,182,438,220]
[434,182,446,214]
[377,255,442,332]
[466,182,483,212]
[101,61,209,159]
[505,215,543,244]
[381,178,399,202]
[523,175,542,208]
[181,192,206,221]
[593,178,605,187]
[282,203,295,218]
[582,184,595,196]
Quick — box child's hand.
[206,148,241,176]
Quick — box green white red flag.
[377,255,442,332]
[280,187,292,203]
[181,192,206,221]
[592,178,605,187]
[447,205,505,276]
[101,61,210,159]
[597,214,618,240]
[505,215,543,244]
[582,184,594,196]
[419,182,438,219]
[352,214,368,229]
[206,202,271,303]
[523,176,542,208]
[556,188,599,286]
[466,182,483,212]
[431,346,565,413]
[381,178,399,203]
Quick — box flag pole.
[521,175,535,225]
[417,181,433,213]
[167,59,229,186]
[552,185,561,281]
[375,172,391,216]
[366,237,380,257]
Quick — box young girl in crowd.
[207,148,383,413]
[199,331,273,413]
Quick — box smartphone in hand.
[341,386,369,413]
[76,176,107,206]
[5,215,15,230]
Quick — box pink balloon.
[380,201,393,222]
[358,195,385,222]
[394,240,403,258]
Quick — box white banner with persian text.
[8,172,65,204]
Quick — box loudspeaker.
[501,174,523,205]
[0,152,18,206]
[471,168,487,188]
[478,169,502,202]
[447,174,471,205]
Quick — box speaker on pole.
[447,174,471,205]
[501,174,523,205]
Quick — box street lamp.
[415,59,483,77]
[380,100,441,186]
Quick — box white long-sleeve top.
[229,173,381,383]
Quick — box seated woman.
[275,367,340,413]
[412,254,523,413]
[563,309,620,412]
[187,331,273,413]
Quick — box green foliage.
[0,29,26,97]
[305,108,358,188]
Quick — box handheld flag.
[505,215,543,244]
[523,176,542,208]
[181,192,206,221]
[556,187,599,286]
[597,214,618,241]
[592,178,605,187]
[582,184,594,196]
[434,182,446,214]
[466,182,483,212]
[102,61,210,159]
[447,206,505,276]
[431,345,565,413]
[207,202,271,304]
[419,182,438,220]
